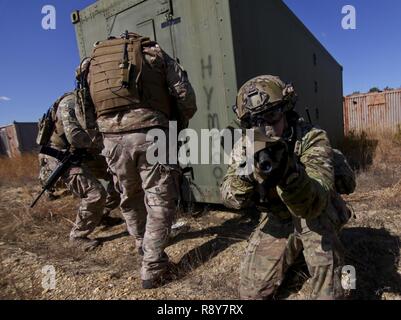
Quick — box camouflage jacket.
[51,91,100,151]
[49,92,108,175]
[221,119,335,220]
[96,44,197,134]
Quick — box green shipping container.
[72,0,344,204]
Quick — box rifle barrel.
[30,188,47,208]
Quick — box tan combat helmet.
[75,57,91,82]
[234,75,297,127]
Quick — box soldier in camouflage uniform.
[221,75,350,300]
[84,33,197,288]
[47,91,121,251]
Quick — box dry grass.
[0,134,400,300]
[0,186,76,244]
[0,153,39,186]
[340,131,401,299]
[0,153,76,251]
[341,130,401,170]
[342,130,401,193]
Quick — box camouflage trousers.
[240,212,344,300]
[103,179,120,216]
[102,130,180,281]
[63,165,107,239]
[86,156,121,216]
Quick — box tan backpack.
[87,32,172,117]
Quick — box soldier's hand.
[253,141,289,187]
[278,152,300,187]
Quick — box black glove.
[253,141,289,188]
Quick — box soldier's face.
[264,111,286,137]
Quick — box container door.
[106,0,177,58]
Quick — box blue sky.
[0,0,400,125]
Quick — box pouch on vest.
[329,191,354,231]
[36,108,55,146]
[37,92,73,147]
[88,32,172,118]
[333,148,356,195]
[36,96,66,146]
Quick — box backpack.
[87,32,172,118]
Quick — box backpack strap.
[132,37,146,94]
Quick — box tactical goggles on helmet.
[248,105,285,127]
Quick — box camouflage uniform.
[94,44,197,282]
[85,154,121,218]
[50,92,118,240]
[221,119,345,300]
[38,153,59,199]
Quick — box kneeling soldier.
[221,75,354,300]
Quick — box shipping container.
[0,122,39,158]
[344,89,401,135]
[72,0,344,203]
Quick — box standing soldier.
[221,75,354,300]
[83,32,197,289]
[38,90,121,251]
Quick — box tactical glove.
[277,152,300,188]
[253,140,289,188]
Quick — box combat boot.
[141,263,176,289]
[70,237,100,251]
[142,277,167,289]
[100,215,124,227]
[170,219,190,239]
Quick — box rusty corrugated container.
[344,89,401,135]
[0,122,39,157]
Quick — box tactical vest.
[88,33,172,117]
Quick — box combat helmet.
[234,75,297,127]
[75,57,91,82]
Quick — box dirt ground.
[1,146,401,300]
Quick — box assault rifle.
[30,146,88,208]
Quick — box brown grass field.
[0,132,400,300]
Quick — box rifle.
[250,127,290,201]
[30,147,86,208]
